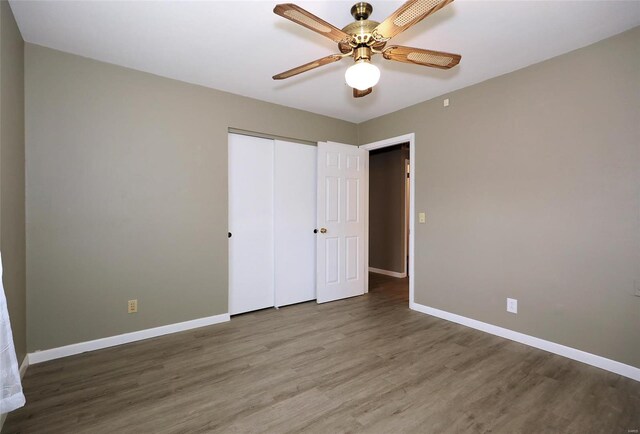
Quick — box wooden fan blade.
[273,54,344,80]
[274,3,352,44]
[353,87,373,98]
[383,45,461,69]
[373,0,454,41]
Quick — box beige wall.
[25,44,357,351]
[0,1,26,364]
[359,27,640,368]
[369,146,407,274]
[23,27,640,370]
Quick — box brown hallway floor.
[4,273,639,433]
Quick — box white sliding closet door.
[274,140,317,307]
[228,134,274,315]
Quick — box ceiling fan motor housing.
[340,3,385,53]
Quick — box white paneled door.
[228,134,275,315]
[316,142,368,303]
[274,140,317,307]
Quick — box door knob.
[320,228,327,234]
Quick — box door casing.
[360,133,416,307]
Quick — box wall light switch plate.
[128,299,138,314]
[443,98,450,107]
[507,298,518,314]
[418,212,426,224]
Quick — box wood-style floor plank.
[4,273,639,433]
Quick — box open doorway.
[362,134,415,307]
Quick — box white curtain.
[0,252,26,414]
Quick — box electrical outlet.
[128,299,138,314]
[506,298,518,314]
[418,212,426,224]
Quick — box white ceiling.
[9,0,640,123]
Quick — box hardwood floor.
[4,273,639,433]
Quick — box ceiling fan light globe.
[345,60,380,91]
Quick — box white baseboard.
[28,313,230,364]
[19,354,29,379]
[410,302,640,382]
[369,267,406,278]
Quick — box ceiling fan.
[272,0,461,98]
